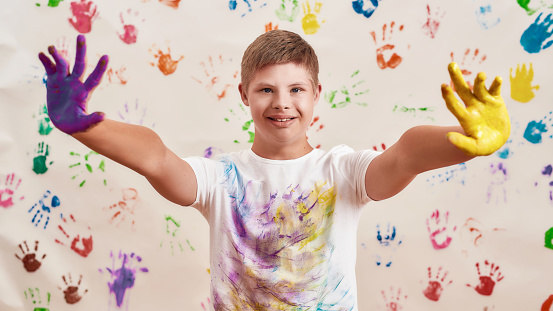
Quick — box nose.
[272,91,291,109]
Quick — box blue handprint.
[523,112,552,144]
[229,0,267,17]
[352,0,382,19]
[374,223,402,267]
[520,13,553,53]
[28,190,60,229]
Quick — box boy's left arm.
[365,63,511,201]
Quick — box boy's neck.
[251,140,314,160]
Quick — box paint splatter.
[301,1,324,35]
[68,0,99,34]
[510,63,540,103]
[59,273,88,304]
[422,266,452,301]
[201,297,212,310]
[374,223,402,267]
[229,0,268,17]
[150,46,184,75]
[0,173,24,208]
[159,0,181,9]
[224,102,255,144]
[466,260,504,296]
[191,55,238,101]
[372,143,387,151]
[69,150,107,187]
[100,250,149,308]
[426,163,467,186]
[450,48,487,90]
[472,0,501,30]
[381,286,407,311]
[118,9,144,44]
[35,103,53,135]
[32,142,53,174]
[352,0,383,19]
[15,241,46,272]
[160,215,195,255]
[371,21,405,69]
[542,295,553,311]
[265,22,278,32]
[422,4,445,38]
[460,217,504,256]
[306,115,324,148]
[204,146,224,158]
[325,70,369,108]
[104,188,139,229]
[275,0,299,22]
[521,13,553,54]
[106,65,128,85]
[523,112,553,144]
[536,164,553,203]
[426,209,456,250]
[393,104,435,121]
[28,190,61,229]
[55,213,93,257]
[24,288,50,309]
[118,99,155,128]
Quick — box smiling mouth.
[268,117,294,122]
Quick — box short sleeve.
[182,156,216,220]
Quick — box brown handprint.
[14,241,46,272]
[466,260,504,296]
[371,21,405,69]
[55,213,93,257]
[68,0,99,34]
[422,266,452,301]
[59,273,88,304]
[450,48,487,89]
[0,173,23,208]
[150,45,184,76]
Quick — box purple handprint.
[520,13,553,54]
[38,35,108,134]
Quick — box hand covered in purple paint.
[38,35,108,135]
[442,62,511,156]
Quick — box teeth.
[274,118,292,121]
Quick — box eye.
[261,88,272,93]
[291,88,301,93]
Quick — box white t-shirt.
[185,145,380,311]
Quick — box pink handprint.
[426,209,456,249]
[371,21,405,69]
[118,9,144,44]
[55,213,93,257]
[466,260,504,296]
[68,0,99,34]
[381,286,407,311]
[0,173,23,208]
[422,266,452,301]
[422,4,445,39]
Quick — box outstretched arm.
[39,35,197,207]
[365,62,510,201]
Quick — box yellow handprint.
[510,63,539,103]
[302,1,324,35]
[441,63,511,156]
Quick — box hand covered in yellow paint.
[441,63,511,156]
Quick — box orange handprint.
[371,22,405,69]
[150,45,184,76]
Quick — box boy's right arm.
[39,35,197,207]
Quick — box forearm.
[396,125,475,175]
[72,119,168,177]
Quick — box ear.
[238,83,249,107]
[313,83,322,106]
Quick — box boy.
[39,30,510,310]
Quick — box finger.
[81,112,105,130]
[38,52,56,75]
[473,72,491,103]
[488,76,502,97]
[442,83,468,122]
[72,35,87,78]
[447,62,474,104]
[84,55,109,92]
[446,132,478,156]
[48,45,69,75]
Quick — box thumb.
[446,132,478,156]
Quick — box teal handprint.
[520,13,553,53]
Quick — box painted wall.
[1,0,552,310]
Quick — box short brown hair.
[240,29,319,92]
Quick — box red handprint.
[449,48,487,90]
[422,4,445,39]
[105,188,139,229]
[422,266,452,301]
[381,286,407,311]
[0,173,23,208]
[68,0,99,34]
[55,213,93,257]
[467,260,504,296]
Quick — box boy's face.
[239,63,321,150]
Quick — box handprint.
[460,217,503,255]
[487,162,508,204]
[59,273,88,304]
[118,9,144,44]
[55,213,93,257]
[371,21,405,69]
[381,286,407,311]
[191,55,238,101]
[441,62,511,156]
[28,190,61,229]
[523,111,552,144]
[426,209,456,250]
[118,99,155,128]
[24,287,50,310]
[352,0,383,19]
[36,103,54,135]
[150,45,184,75]
[38,35,108,134]
[517,0,553,15]
[69,150,107,187]
[0,173,23,208]
[224,102,255,144]
[422,4,445,39]
[472,0,501,30]
[510,63,539,103]
[301,1,324,35]
[15,241,46,272]
[229,0,268,17]
[160,215,195,255]
[521,13,553,54]
[392,104,435,121]
[68,0,99,34]
[104,188,139,229]
[275,0,299,22]
[375,223,402,267]
[450,49,487,90]
[422,266,452,301]
[537,164,553,203]
[324,70,369,108]
[466,260,504,296]
[32,142,53,174]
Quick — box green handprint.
[24,287,50,311]
[69,150,106,187]
[225,103,254,144]
[275,0,300,22]
[32,142,53,174]
[324,70,369,108]
[160,215,195,255]
[35,103,54,135]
